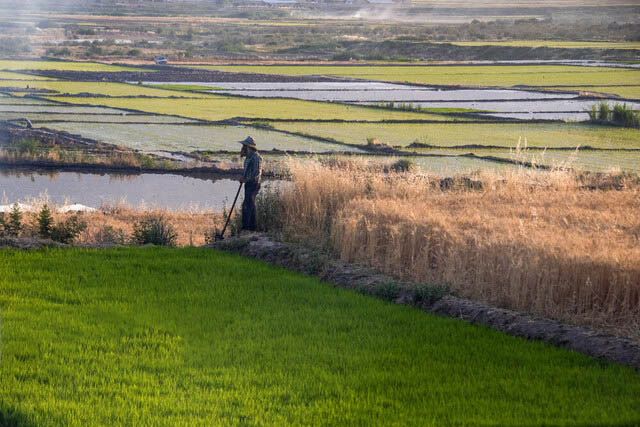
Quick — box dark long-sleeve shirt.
[243,151,263,184]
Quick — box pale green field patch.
[0,60,149,72]
[192,65,640,88]
[266,121,640,150]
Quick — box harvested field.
[268,159,640,338]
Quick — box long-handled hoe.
[215,182,243,241]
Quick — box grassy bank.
[265,159,640,338]
[1,247,639,425]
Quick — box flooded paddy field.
[2,61,638,179]
[191,64,640,92]
[40,122,363,153]
[144,81,573,103]
[266,122,640,150]
[408,148,640,173]
[0,167,284,211]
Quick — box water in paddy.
[0,167,284,211]
[39,122,363,153]
[143,81,572,103]
[407,99,640,121]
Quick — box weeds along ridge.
[0,197,223,247]
[267,158,640,339]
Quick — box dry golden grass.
[273,158,640,338]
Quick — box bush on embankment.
[262,159,640,339]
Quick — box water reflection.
[0,167,284,211]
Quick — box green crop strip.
[0,71,57,81]
[409,147,640,173]
[1,247,639,425]
[147,84,226,91]
[42,96,459,122]
[192,65,640,88]
[548,86,640,99]
[0,60,149,72]
[266,121,640,150]
[1,80,211,98]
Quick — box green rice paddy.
[266,121,640,150]
[1,80,206,98]
[0,60,148,72]
[42,96,457,122]
[192,65,640,88]
[0,111,197,123]
[0,71,57,81]
[1,247,639,425]
[551,86,640,99]
[40,122,363,153]
[411,147,640,173]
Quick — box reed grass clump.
[271,158,640,338]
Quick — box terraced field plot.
[2,248,639,425]
[373,98,640,121]
[552,86,640,99]
[0,104,144,115]
[0,111,197,123]
[406,155,519,174]
[144,81,573,103]
[1,80,207,98]
[267,122,640,150]
[0,71,57,81]
[193,65,640,90]
[42,122,362,153]
[0,60,147,72]
[411,147,640,173]
[41,96,456,122]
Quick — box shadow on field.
[0,406,35,427]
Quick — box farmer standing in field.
[238,136,263,231]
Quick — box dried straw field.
[269,159,640,339]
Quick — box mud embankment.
[211,235,640,370]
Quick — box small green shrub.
[132,215,177,246]
[373,281,401,302]
[10,138,41,156]
[37,204,54,238]
[6,203,23,237]
[587,102,639,127]
[50,215,87,244]
[612,103,640,127]
[0,213,6,236]
[598,101,611,121]
[412,284,449,305]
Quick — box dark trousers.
[242,182,260,231]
